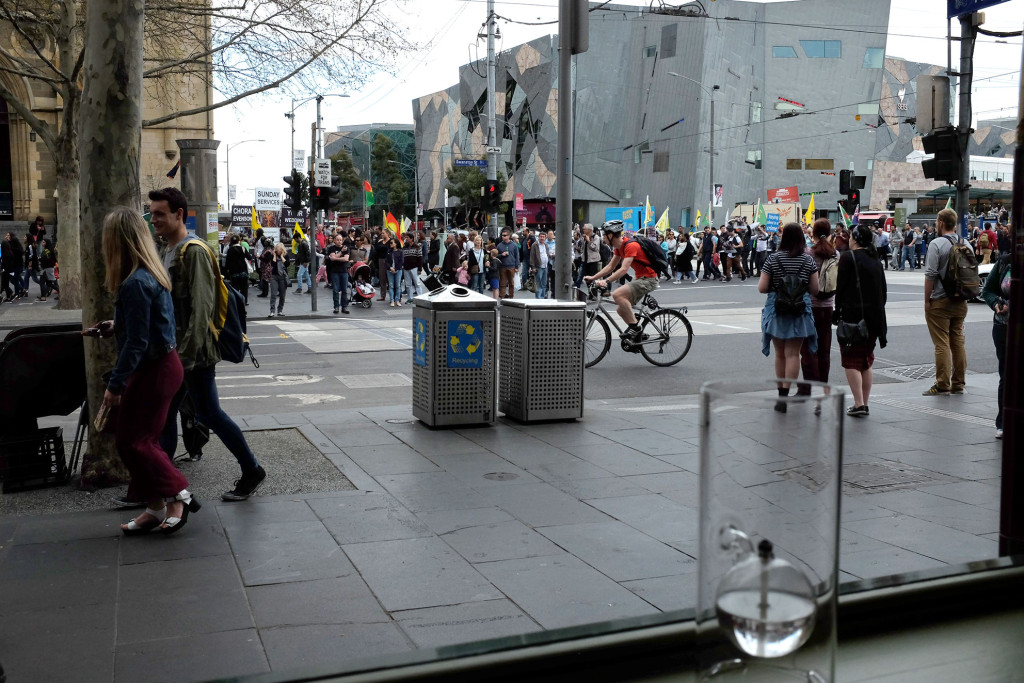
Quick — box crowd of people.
[1,217,60,303]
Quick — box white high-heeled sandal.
[122,507,166,536]
[160,490,202,535]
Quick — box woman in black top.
[834,225,888,417]
[427,231,441,269]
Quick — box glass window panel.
[772,46,798,58]
[863,47,884,69]
[800,40,824,58]
[787,158,803,170]
[804,158,834,170]
[643,45,657,58]
[824,40,842,58]
[752,102,762,123]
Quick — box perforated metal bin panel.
[498,300,585,422]
[411,286,497,428]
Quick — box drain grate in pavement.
[875,364,977,382]
[777,461,958,494]
[875,364,937,381]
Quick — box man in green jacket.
[151,188,267,501]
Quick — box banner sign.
[254,187,281,211]
[767,186,799,203]
[713,184,723,208]
[515,193,524,211]
[231,204,253,228]
[281,207,308,224]
[454,159,488,167]
[765,213,781,233]
[293,149,306,171]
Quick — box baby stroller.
[348,261,375,308]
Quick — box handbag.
[525,273,537,293]
[835,251,871,347]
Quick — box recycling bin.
[498,299,585,422]
[411,285,497,427]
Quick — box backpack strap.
[178,239,228,339]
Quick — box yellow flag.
[804,194,816,225]
[644,195,652,227]
[655,207,670,234]
[250,206,261,232]
[694,208,702,228]
[293,222,305,241]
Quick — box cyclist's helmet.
[602,219,625,236]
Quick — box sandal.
[160,490,201,535]
[121,507,167,536]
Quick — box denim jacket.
[108,268,176,394]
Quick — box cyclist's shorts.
[626,276,659,304]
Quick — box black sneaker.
[222,465,267,502]
[111,494,147,509]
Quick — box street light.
[669,72,720,226]
[285,94,350,172]
[225,139,265,208]
[387,159,420,221]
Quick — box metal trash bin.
[499,299,585,422]
[412,285,497,427]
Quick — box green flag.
[755,198,767,225]
[364,180,375,208]
[944,197,952,210]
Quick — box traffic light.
[839,169,853,195]
[282,170,303,212]
[312,175,341,212]
[484,182,500,212]
[921,127,960,184]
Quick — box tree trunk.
[54,157,82,310]
[76,0,146,488]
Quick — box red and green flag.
[364,180,375,207]
[838,203,852,229]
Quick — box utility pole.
[709,89,717,228]
[311,96,322,312]
[998,19,1024,557]
[486,0,498,237]
[955,13,980,237]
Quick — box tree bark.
[76,0,146,488]
[54,150,82,309]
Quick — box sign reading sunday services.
[254,187,281,212]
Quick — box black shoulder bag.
[835,251,871,347]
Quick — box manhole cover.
[483,472,519,481]
[875,364,938,381]
[775,462,835,492]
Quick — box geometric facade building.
[413,0,898,227]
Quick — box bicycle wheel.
[584,310,611,368]
[639,309,693,367]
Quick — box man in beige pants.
[922,208,972,396]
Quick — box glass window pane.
[787,158,803,170]
[825,40,842,58]
[772,46,798,58]
[804,159,834,170]
[752,102,762,123]
[863,47,884,69]
[800,40,824,58]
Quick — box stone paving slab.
[0,375,1009,682]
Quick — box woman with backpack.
[834,225,888,417]
[800,219,837,388]
[758,222,820,407]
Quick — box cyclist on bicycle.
[584,220,659,343]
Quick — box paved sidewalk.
[0,375,1005,682]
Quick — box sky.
[213,0,1024,208]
